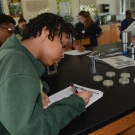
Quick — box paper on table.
[64,50,91,56]
[102,56,135,69]
[48,84,103,108]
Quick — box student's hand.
[42,92,50,109]
[76,45,85,52]
[76,91,93,105]
[132,37,135,43]
[73,40,85,52]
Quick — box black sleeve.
[92,23,102,34]
[75,23,79,34]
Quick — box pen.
[75,86,99,94]
[70,83,78,93]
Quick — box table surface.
[45,42,135,135]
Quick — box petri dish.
[93,75,103,82]
[106,71,115,77]
[119,77,129,85]
[120,73,130,78]
[133,78,135,83]
[103,80,113,87]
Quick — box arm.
[96,30,103,38]
[1,75,87,135]
[73,40,85,52]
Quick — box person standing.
[120,10,134,39]
[75,11,103,46]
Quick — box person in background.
[0,13,16,47]
[120,10,134,39]
[0,13,92,135]
[63,25,85,52]
[75,11,103,46]
[14,17,26,36]
[124,21,135,43]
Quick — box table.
[45,42,135,135]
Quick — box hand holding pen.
[70,83,93,105]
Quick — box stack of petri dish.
[93,75,103,82]
[106,71,115,78]
[103,80,114,87]
[120,73,130,78]
[119,73,130,85]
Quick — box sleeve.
[42,80,50,93]
[44,94,86,135]
[75,23,79,34]
[121,21,126,31]
[93,24,102,34]
[0,75,45,135]
[1,75,85,135]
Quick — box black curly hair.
[0,13,16,25]
[22,13,75,43]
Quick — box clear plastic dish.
[119,77,129,84]
[103,80,113,87]
[133,78,135,83]
[120,73,130,78]
[93,75,103,82]
[106,71,115,77]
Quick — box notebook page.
[48,84,103,108]
[64,50,91,56]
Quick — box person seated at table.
[63,24,85,52]
[120,10,134,39]
[14,16,27,36]
[75,11,103,46]
[0,13,16,47]
[0,13,92,135]
[124,21,135,43]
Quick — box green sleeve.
[42,80,50,93]
[0,75,44,135]
[1,75,85,135]
[44,94,86,135]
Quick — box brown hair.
[78,11,94,30]
[18,14,26,24]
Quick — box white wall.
[71,0,80,25]
[48,0,57,14]
[2,0,125,24]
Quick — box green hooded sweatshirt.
[0,34,86,135]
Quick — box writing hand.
[42,92,50,109]
[76,45,85,52]
[76,90,93,105]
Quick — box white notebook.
[64,50,91,56]
[47,84,103,108]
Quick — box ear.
[41,26,49,40]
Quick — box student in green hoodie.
[0,13,92,135]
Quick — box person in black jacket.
[14,17,26,36]
[75,11,103,46]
